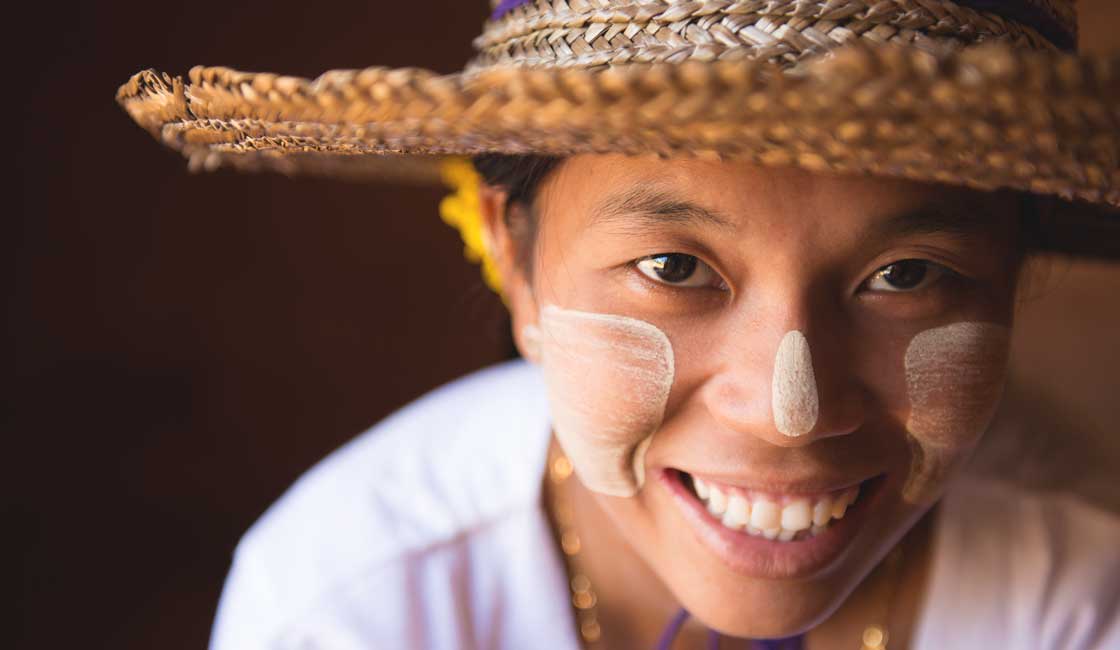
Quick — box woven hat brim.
[117,42,1120,257]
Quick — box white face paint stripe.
[771,330,819,437]
[526,305,674,497]
[902,322,1010,503]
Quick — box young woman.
[118,1,1120,648]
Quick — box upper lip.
[673,468,875,496]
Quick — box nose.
[701,313,867,448]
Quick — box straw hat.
[117,0,1120,258]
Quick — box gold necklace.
[860,545,902,650]
[546,451,603,645]
[545,447,903,650]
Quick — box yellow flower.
[438,157,503,295]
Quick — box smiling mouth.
[676,471,865,543]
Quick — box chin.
[639,468,927,639]
[682,580,849,639]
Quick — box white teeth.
[812,497,833,527]
[694,477,710,500]
[722,495,750,529]
[707,485,728,516]
[832,487,858,520]
[780,498,812,531]
[690,474,864,542]
[749,499,781,530]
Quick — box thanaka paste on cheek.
[522,305,674,497]
[903,322,1010,503]
[771,330,819,437]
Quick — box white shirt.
[210,360,1120,650]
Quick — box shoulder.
[917,477,1120,650]
[238,359,551,564]
[210,360,565,649]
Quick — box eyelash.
[860,259,955,293]
[633,254,958,295]
[634,253,726,290]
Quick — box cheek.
[524,305,675,497]
[902,322,1010,503]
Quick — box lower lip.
[660,469,885,579]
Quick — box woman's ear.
[478,184,541,362]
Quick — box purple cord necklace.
[653,608,804,650]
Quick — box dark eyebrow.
[591,187,1001,241]
[589,186,735,233]
[871,202,998,243]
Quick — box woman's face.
[492,154,1021,637]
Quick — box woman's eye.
[864,259,946,293]
[635,253,722,289]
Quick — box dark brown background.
[9,2,1118,649]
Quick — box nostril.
[810,388,867,441]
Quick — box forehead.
[534,154,1016,246]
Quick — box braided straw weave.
[469,0,1059,71]
[117,0,1120,255]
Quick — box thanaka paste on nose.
[522,305,674,497]
[903,322,1010,503]
[771,330,819,437]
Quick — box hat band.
[491,0,530,20]
[477,0,1073,73]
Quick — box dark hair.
[472,154,562,210]
[472,154,563,272]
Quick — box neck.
[804,512,935,650]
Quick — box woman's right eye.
[634,253,723,289]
